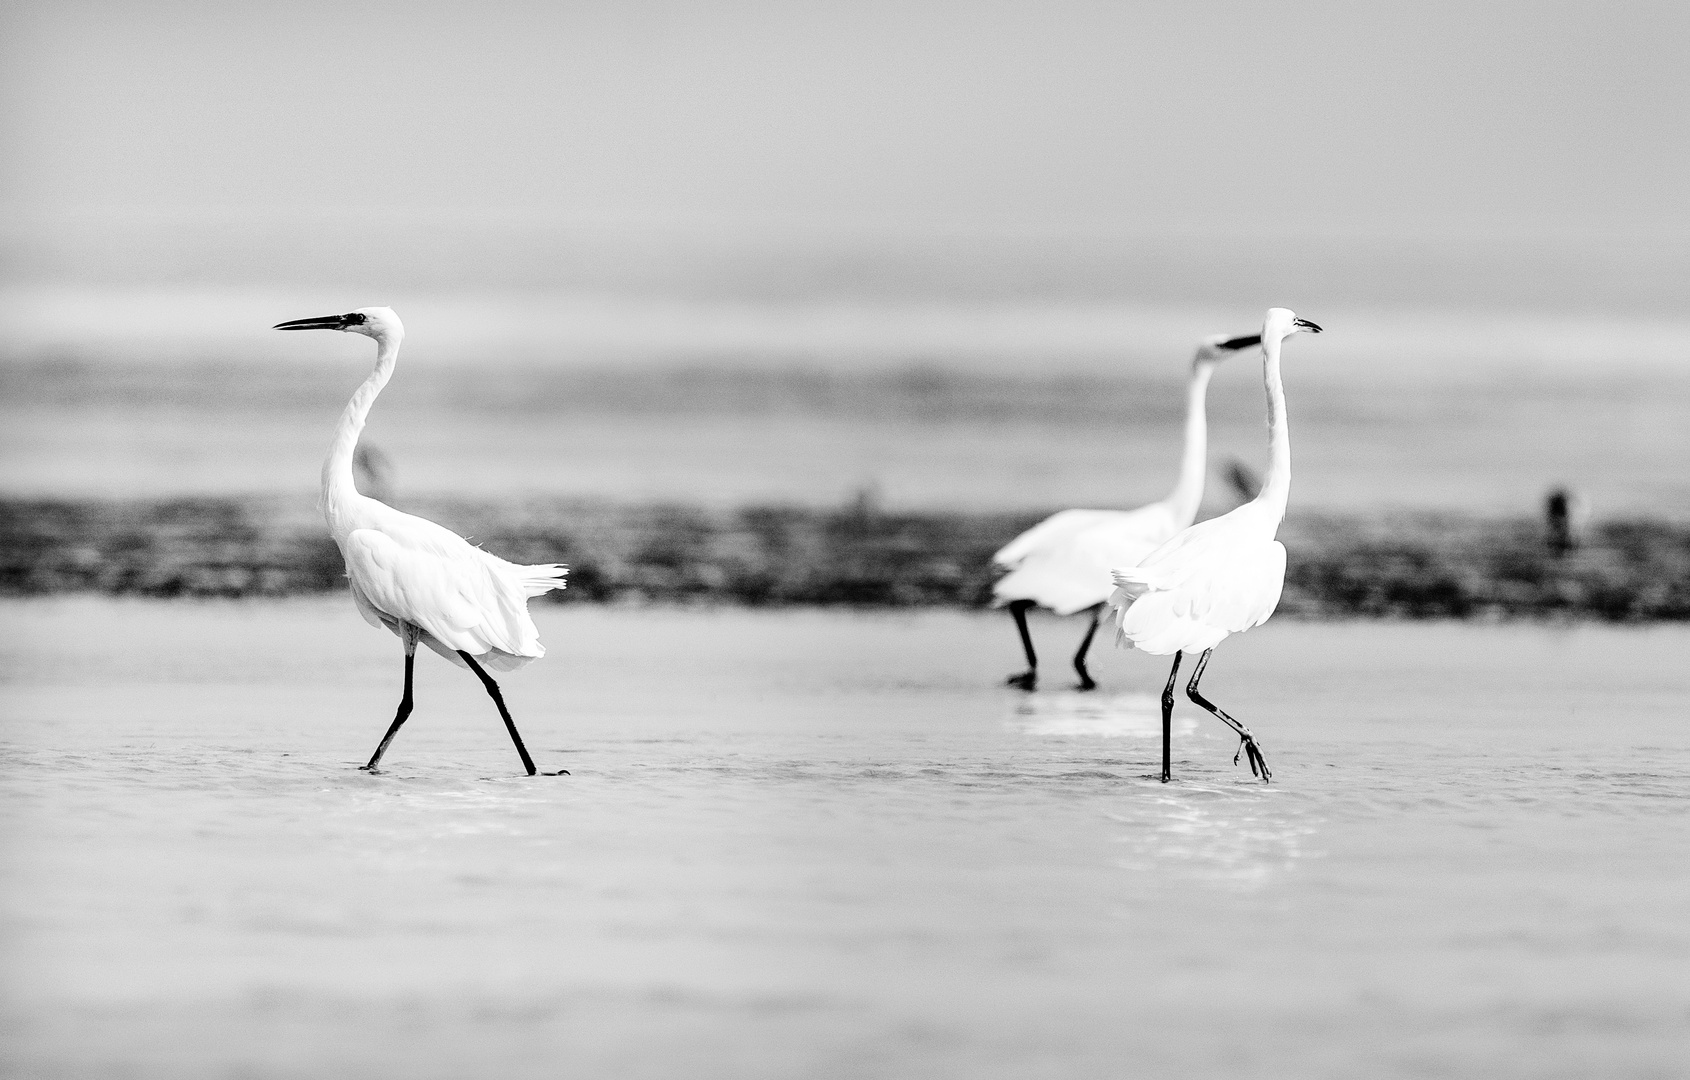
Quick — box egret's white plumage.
[276,306,566,773]
[1107,502,1288,655]
[1108,308,1322,782]
[993,505,1188,618]
[991,332,1259,689]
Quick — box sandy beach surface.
[2,598,1688,1078]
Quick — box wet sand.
[2,599,1688,1078]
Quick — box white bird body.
[278,306,565,774]
[990,333,1259,690]
[329,493,564,672]
[992,503,1187,616]
[1108,499,1287,654]
[310,308,566,673]
[1107,308,1322,783]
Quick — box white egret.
[275,308,568,775]
[1108,308,1323,783]
[992,332,1262,690]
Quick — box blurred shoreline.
[4,495,1686,620]
[5,358,1686,517]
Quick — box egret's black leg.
[1006,600,1038,690]
[1072,604,1103,691]
[362,624,420,772]
[458,651,539,776]
[1159,652,1182,783]
[1185,648,1272,783]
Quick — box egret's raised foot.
[1005,671,1037,691]
[1233,737,1272,784]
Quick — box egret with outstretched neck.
[1108,308,1322,783]
[275,307,568,775]
[992,332,1261,690]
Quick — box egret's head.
[273,306,403,343]
[1263,307,1322,342]
[1193,332,1263,365]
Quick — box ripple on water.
[7,606,1690,1080]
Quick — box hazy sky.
[4,0,1687,240]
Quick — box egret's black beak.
[1219,334,1263,351]
[1292,318,1323,334]
[273,313,366,331]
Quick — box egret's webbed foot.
[1074,669,1097,692]
[1006,671,1037,691]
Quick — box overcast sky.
[4,0,1687,241]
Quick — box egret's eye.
[343,312,368,326]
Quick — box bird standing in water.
[275,307,568,775]
[991,332,1261,690]
[1109,308,1322,783]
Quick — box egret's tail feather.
[519,563,569,598]
[1110,567,1153,595]
[478,647,540,672]
[1107,570,1152,616]
[1107,579,1136,649]
[1108,567,1157,650]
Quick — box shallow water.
[2,599,1688,1078]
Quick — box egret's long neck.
[1161,361,1215,526]
[321,333,399,524]
[1255,334,1291,522]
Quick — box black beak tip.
[1294,318,1324,334]
[273,313,365,332]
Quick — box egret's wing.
[362,501,566,599]
[362,503,487,558]
[992,506,1179,613]
[1160,538,1286,632]
[1069,506,1182,568]
[1107,509,1286,653]
[347,577,394,631]
[342,529,542,660]
[992,509,1115,568]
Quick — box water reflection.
[1007,691,1314,889]
[1108,788,1319,891]
[1010,691,1197,739]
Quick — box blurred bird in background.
[991,331,1260,691]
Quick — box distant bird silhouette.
[991,332,1260,690]
[275,308,568,775]
[1224,458,1260,504]
[353,442,397,508]
[1544,486,1589,556]
[1109,308,1322,783]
